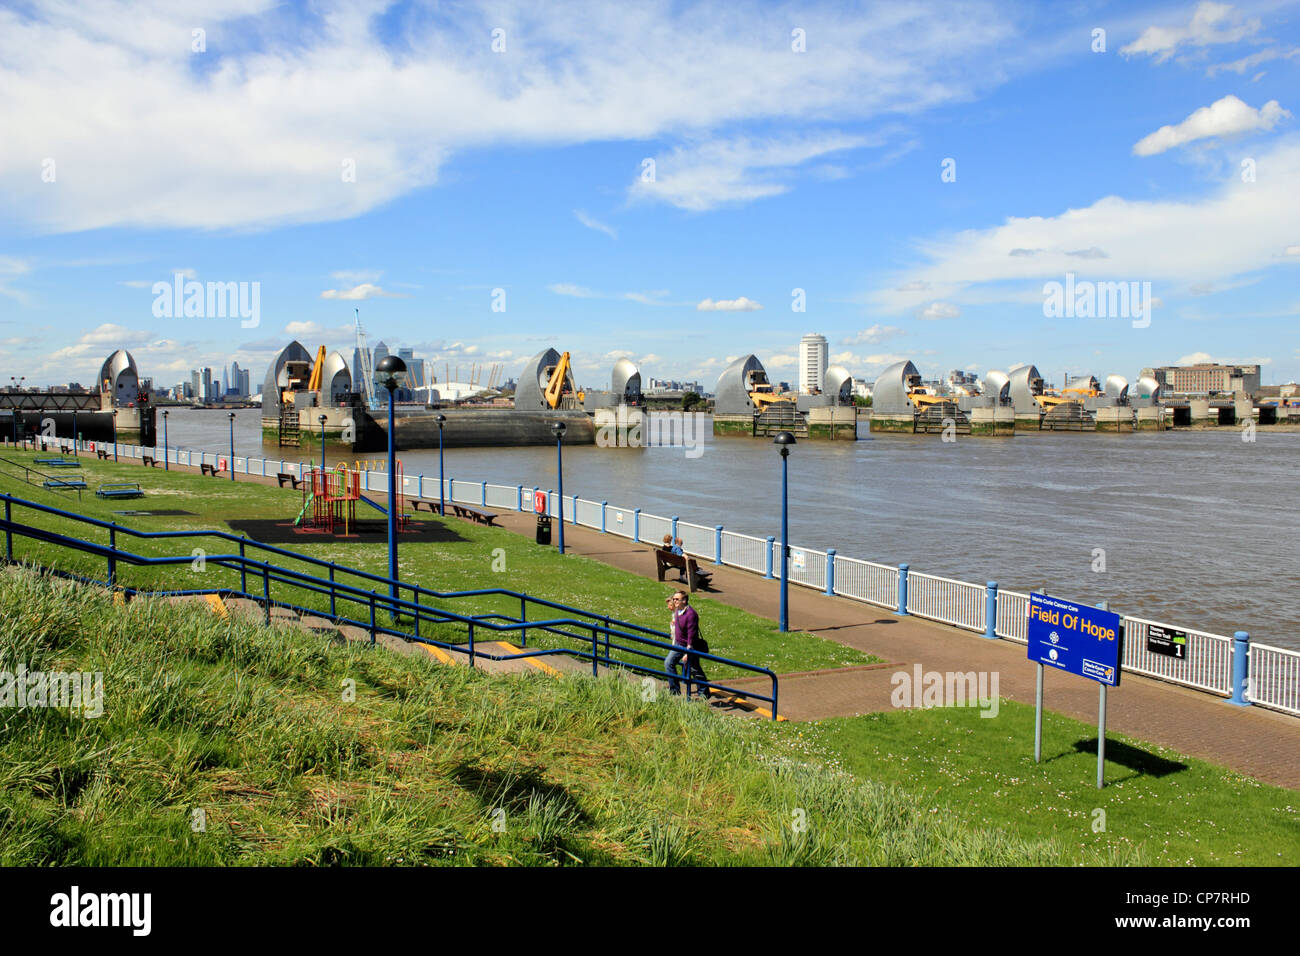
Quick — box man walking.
[664,591,707,699]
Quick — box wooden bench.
[451,504,498,526]
[97,448,109,459]
[95,482,144,500]
[43,479,88,491]
[654,548,712,592]
[410,499,444,515]
[200,463,218,477]
[35,458,79,467]
[141,455,158,467]
[277,472,302,489]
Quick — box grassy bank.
[0,448,870,678]
[2,568,1099,866]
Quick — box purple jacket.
[673,605,699,647]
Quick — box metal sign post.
[1026,592,1123,788]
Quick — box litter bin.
[535,514,552,545]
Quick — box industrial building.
[1144,363,1261,396]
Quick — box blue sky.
[1,0,1297,391]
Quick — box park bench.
[141,455,158,467]
[95,482,144,500]
[277,472,302,490]
[96,448,109,459]
[35,458,79,468]
[451,504,499,527]
[43,478,88,491]
[654,548,712,592]
[200,463,218,477]
[410,499,444,515]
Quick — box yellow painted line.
[204,593,230,620]
[418,642,456,665]
[497,640,563,677]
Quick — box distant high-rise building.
[241,369,251,397]
[799,333,828,394]
[202,368,213,402]
[398,347,419,387]
[190,370,201,403]
[230,361,243,397]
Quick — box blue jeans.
[665,647,687,695]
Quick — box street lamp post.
[319,415,328,471]
[228,412,236,482]
[435,414,446,516]
[552,421,567,554]
[774,430,796,632]
[160,410,167,469]
[376,356,408,613]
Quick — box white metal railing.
[833,555,897,609]
[675,520,715,560]
[1121,616,1234,696]
[638,512,672,547]
[72,437,1300,717]
[907,571,985,632]
[574,497,602,529]
[1247,643,1300,716]
[485,483,516,510]
[772,546,827,591]
[995,589,1030,643]
[721,531,768,574]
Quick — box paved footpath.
[485,510,1300,791]
[104,456,1300,791]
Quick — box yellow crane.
[306,345,327,392]
[543,352,584,407]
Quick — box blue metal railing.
[0,492,779,718]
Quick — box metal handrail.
[0,493,779,717]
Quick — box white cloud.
[630,134,871,211]
[1121,2,1261,63]
[917,301,960,320]
[320,283,405,301]
[574,210,617,240]
[697,296,762,312]
[870,137,1300,313]
[1284,245,1300,257]
[1206,47,1300,77]
[285,321,323,335]
[622,290,671,305]
[0,1,1019,232]
[1133,95,1289,156]
[1175,351,1271,366]
[830,351,911,371]
[548,283,599,299]
[765,354,796,369]
[895,280,930,291]
[331,269,382,283]
[844,324,903,345]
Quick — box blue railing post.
[984,582,998,638]
[448,477,454,502]
[897,563,909,615]
[532,487,539,515]
[633,508,640,543]
[107,524,116,587]
[764,536,775,579]
[239,537,247,595]
[329,562,336,618]
[517,485,524,512]
[671,515,679,541]
[520,596,528,647]
[601,501,607,533]
[480,480,487,506]
[714,525,723,565]
[262,567,271,624]
[4,499,11,561]
[825,549,836,595]
[571,493,578,525]
[368,592,376,645]
[591,627,599,677]
[1229,631,1251,706]
[547,489,554,519]
[468,621,476,668]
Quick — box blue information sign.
[1027,593,1123,687]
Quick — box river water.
[164,406,1300,650]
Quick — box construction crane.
[542,351,585,408]
[353,309,379,409]
[306,345,327,392]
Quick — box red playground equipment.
[294,462,407,535]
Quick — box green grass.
[794,706,1299,866]
[0,448,870,678]
[1,568,1094,866]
